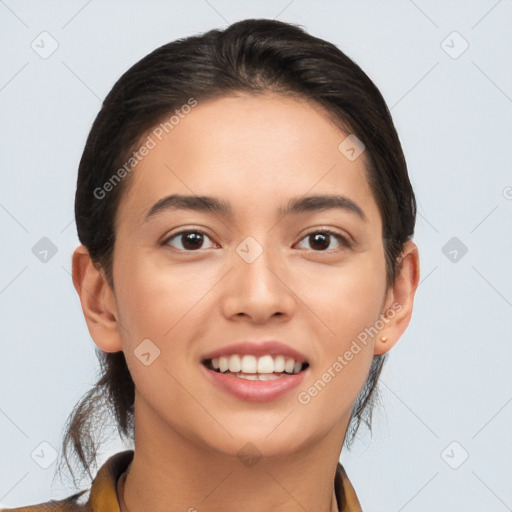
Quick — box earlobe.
[71,244,123,353]
[374,240,420,355]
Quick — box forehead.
[117,92,380,228]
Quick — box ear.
[71,244,123,353]
[374,240,420,355]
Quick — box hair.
[57,18,416,487]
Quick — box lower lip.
[201,364,307,402]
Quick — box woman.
[2,18,419,512]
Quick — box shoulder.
[0,489,88,512]
[0,450,133,512]
[335,462,363,512]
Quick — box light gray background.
[1,1,511,510]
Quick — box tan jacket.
[1,450,362,511]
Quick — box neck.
[120,393,348,512]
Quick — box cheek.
[112,258,212,407]
[293,252,387,415]
[300,250,387,339]
[113,254,219,374]
[115,252,202,332]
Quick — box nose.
[220,242,296,324]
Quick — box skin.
[72,92,419,512]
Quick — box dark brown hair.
[58,18,416,486]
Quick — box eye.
[163,230,218,251]
[295,229,351,252]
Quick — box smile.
[204,354,308,379]
[202,354,310,401]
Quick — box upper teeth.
[211,354,303,375]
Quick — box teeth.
[284,357,295,374]
[257,355,274,374]
[207,354,305,375]
[229,354,241,372]
[241,355,257,373]
[274,355,285,372]
[233,372,281,380]
[257,373,280,381]
[219,356,229,373]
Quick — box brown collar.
[97,450,362,512]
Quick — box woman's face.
[105,92,394,457]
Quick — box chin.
[198,423,319,461]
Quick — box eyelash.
[162,228,352,253]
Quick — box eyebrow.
[144,193,366,222]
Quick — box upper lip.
[202,340,308,363]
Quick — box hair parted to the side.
[57,18,416,487]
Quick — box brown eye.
[164,230,216,251]
[296,230,350,252]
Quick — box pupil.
[183,232,203,250]
[310,233,329,250]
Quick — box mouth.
[202,354,310,381]
[200,341,311,401]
